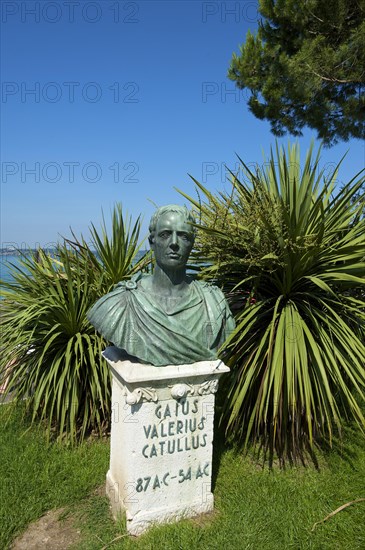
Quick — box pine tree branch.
[305,63,361,83]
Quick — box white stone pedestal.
[103,346,230,536]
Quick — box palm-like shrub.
[0,204,150,443]
[66,204,151,293]
[180,142,365,458]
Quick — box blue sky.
[1,0,364,249]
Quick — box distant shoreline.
[0,249,57,256]
[0,249,147,256]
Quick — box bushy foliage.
[228,0,365,145]
[181,142,365,459]
[0,204,150,443]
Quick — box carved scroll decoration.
[170,383,195,400]
[125,387,158,405]
[198,379,219,395]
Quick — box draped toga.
[87,273,235,366]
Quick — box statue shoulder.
[87,272,146,327]
[193,280,228,307]
[195,281,236,334]
[192,280,235,331]
[113,272,145,291]
[194,279,225,296]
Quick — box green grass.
[0,403,109,548]
[1,404,365,550]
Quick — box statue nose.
[170,232,178,247]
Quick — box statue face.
[151,211,194,270]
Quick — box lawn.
[1,403,365,550]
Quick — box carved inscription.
[135,462,210,493]
[135,397,212,491]
[141,399,209,458]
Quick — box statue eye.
[159,231,170,239]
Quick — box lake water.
[0,250,149,285]
[0,255,27,284]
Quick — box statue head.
[148,205,196,271]
[148,205,196,244]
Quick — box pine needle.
[311,498,365,531]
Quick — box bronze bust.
[87,205,235,366]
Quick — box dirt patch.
[11,508,82,550]
[92,484,107,498]
[189,509,219,528]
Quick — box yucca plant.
[180,142,365,460]
[0,204,150,443]
[66,203,151,293]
